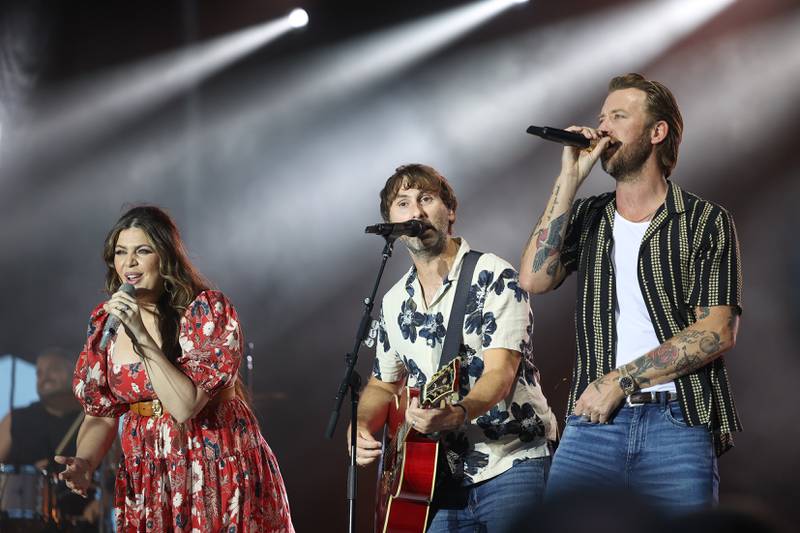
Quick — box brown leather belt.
[626,391,678,406]
[129,385,237,418]
[129,398,168,417]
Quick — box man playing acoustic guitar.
[352,164,557,532]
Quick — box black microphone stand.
[325,235,396,533]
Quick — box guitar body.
[375,360,460,533]
[375,388,439,533]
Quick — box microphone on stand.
[365,219,427,238]
[526,125,593,149]
[99,283,136,350]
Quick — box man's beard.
[403,227,448,259]
[601,131,653,181]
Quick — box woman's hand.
[54,455,94,498]
[103,289,147,342]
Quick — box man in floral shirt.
[353,164,557,532]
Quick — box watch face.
[619,376,635,394]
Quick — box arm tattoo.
[697,306,711,319]
[673,353,704,375]
[548,185,561,215]
[545,259,561,277]
[524,213,545,249]
[591,373,609,393]
[699,333,721,355]
[625,354,657,387]
[531,212,568,274]
[624,329,722,385]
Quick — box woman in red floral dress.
[56,206,294,532]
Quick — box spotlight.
[288,8,309,29]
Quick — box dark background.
[1,0,798,530]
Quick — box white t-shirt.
[612,211,676,394]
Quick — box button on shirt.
[372,238,556,485]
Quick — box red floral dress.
[73,290,294,532]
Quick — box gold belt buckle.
[152,399,163,418]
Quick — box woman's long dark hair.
[103,205,247,402]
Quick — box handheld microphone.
[365,219,426,238]
[526,125,591,149]
[99,283,136,350]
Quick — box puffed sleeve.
[73,304,129,418]
[176,290,243,396]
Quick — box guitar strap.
[437,249,482,485]
[438,250,482,371]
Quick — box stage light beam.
[274,0,535,109]
[173,0,740,325]
[3,12,304,177]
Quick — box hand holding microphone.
[99,283,139,349]
[527,125,613,149]
[528,124,613,184]
[527,125,596,148]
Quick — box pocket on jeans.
[565,414,592,426]
[663,401,690,428]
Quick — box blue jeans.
[427,456,550,533]
[546,400,718,513]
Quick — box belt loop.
[660,392,668,406]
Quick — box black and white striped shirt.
[560,180,743,455]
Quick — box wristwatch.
[617,367,636,397]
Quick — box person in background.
[0,348,82,469]
[0,348,99,526]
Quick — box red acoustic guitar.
[375,359,460,533]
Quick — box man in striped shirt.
[519,73,742,511]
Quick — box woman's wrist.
[132,333,162,361]
[73,454,97,472]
